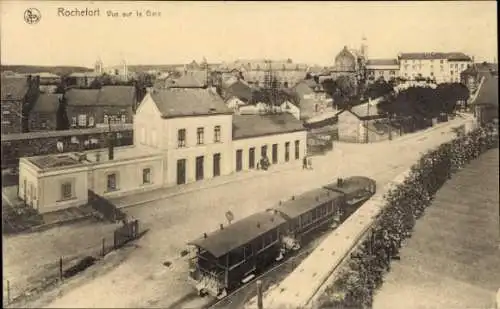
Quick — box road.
[16,117,471,309]
[373,148,500,309]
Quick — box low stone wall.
[314,124,498,309]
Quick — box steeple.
[360,35,368,59]
[94,57,103,74]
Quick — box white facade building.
[398,52,472,83]
[19,88,307,213]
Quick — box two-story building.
[63,85,136,129]
[365,59,399,83]
[19,87,307,213]
[291,79,334,120]
[398,52,472,83]
[1,75,40,134]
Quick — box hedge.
[316,123,499,309]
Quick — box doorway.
[213,153,221,177]
[272,144,278,164]
[196,156,204,181]
[236,149,243,172]
[249,147,255,169]
[177,159,186,185]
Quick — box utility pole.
[256,280,263,309]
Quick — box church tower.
[94,58,103,74]
[360,35,368,60]
[121,59,128,80]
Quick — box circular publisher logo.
[24,8,41,24]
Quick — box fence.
[114,219,139,249]
[3,218,141,307]
[88,190,127,222]
[314,123,498,309]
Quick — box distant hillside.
[1,65,92,76]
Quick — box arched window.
[104,115,109,125]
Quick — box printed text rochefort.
[58,8,100,17]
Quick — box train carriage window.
[312,209,318,221]
[255,237,263,252]
[244,244,253,258]
[229,247,245,266]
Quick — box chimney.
[337,178,343,187]
[220,224,224,230]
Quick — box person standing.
[302,156,308,169]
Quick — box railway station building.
[18,88,307,213]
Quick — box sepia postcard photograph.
[1,1,499,308]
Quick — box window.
[214,125,221,143]
[294,140,300,160]
[197,127,204,145]
[71,117,77,127]
[440,66,444,72]
[88,116,94,127]
[430,72,434,76]
[390,70,395,75]
[440,60,444,64]
[450,71,454,75]
[104,115,109,124]
[61,182,72,200]
[107,173,117,191]
[121,115,126,123]
[285,142,290,162]
[178,129,186,147]
[142,168,151,184]
[78,114,87,127]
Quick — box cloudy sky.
[1,1,497,67]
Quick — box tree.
[365,79,393,99]
[333,75,356,109]
[321,78,336,98]
[89,78,102,89]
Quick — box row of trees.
[316,124,499,309]
[377,83,470,119]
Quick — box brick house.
[28,93,63,131]
[62,85,137,129]
[1,75,40,134]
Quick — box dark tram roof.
[323,176,375,196]
[188,210,286,258]
[277,188,344,219]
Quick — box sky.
[0,1,497,68]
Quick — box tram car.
[187,176,376,298]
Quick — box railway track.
[165,229,331,309]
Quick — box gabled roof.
[150,88,232,118]
[98,86,136,107]
[399,52,472,61]
[1,77,29,101]
[188,210,287,258]
[339,101,385,120]
[32,93,62,113]
[64,89,100,106]
[169,71,206,88]
[233,113,305,140]
[223,80,253,102]
[366,59,399,66]
[64,86,135,107]
[472,76,498,106]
